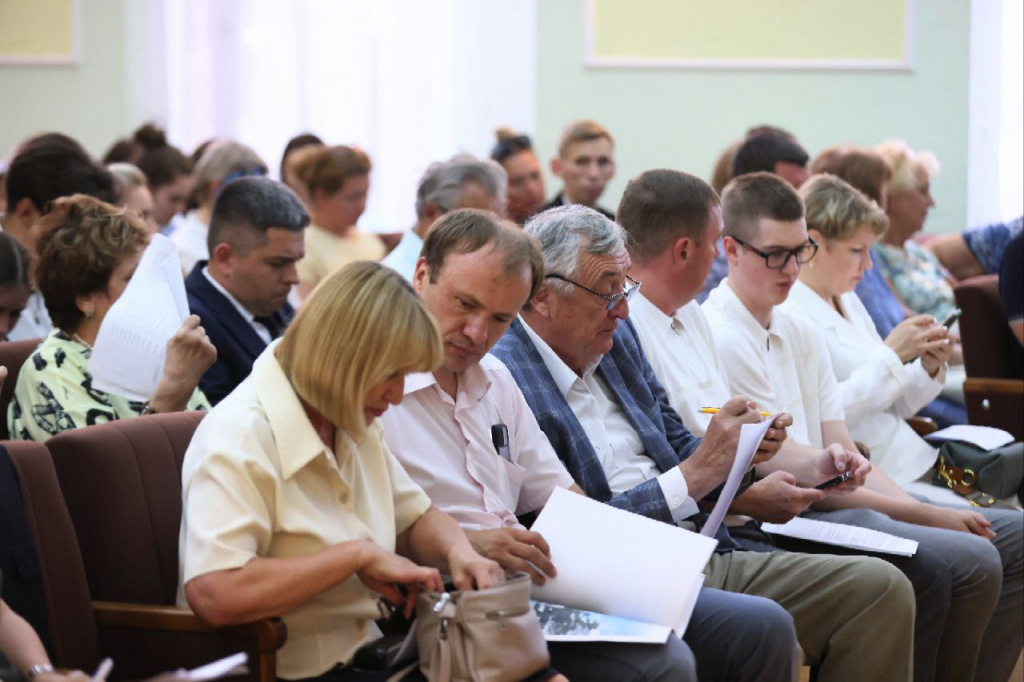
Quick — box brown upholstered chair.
[4,439,102,672]
[954,275,1024,440]
[6,439,282,680]
[0,338,41,439]
[44,413,285,682]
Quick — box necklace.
[71,333,93,351]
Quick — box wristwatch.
[26,665,55,679]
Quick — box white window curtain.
[129,0,536,232]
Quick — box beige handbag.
[415,572,550,682]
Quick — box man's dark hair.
[721,172,804,242]
[733,133,809,178]
[208,176,310,255]
[617,169,720,265]
[279,132,324,180]
[5,143,119,214]
[421,208,545,299]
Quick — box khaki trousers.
[706,549,916,682]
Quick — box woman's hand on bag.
[884,315,948,364]
[356,541,444,617]
[447,544,506,592]
[918,505,996,539]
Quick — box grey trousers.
[548,637,697,682]
[799,504,1024,682]
[702,549,915,682]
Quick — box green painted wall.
[0,0,128,160]
[535,0,971,234]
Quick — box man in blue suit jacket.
[184,177,308,404]
[492,204,916,682]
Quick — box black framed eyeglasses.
[731,236,819,270]
[546,273,642,310]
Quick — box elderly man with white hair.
[492,204,917,682]
[382,154,507,281]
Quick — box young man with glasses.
[704,172,1018,682]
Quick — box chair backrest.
[46,411,205,606]
[955,275,1024,379]
[0,338,42,439]
[4,440,101,671]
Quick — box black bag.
[932,441,1024,506]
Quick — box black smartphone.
[941,308,962,328]
[815,471,853,490]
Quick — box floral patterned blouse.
[872,241,956,321]
[7,328,209,442]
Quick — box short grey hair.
[193,139,268,204]
[524,205,626,296]
[107,162,147,192]
[415,154,508,218]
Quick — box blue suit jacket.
[493,318,738,549]
[185,263,294,405]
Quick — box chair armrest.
[906,417,939,436]
[964,377,1024,395]
[93,602,286,652]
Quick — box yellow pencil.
[699,407,772,418]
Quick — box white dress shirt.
[781,281,942,484]
[629,294,732,437]
[520,318,698,521]
[702,279,844,448]
[380,230,424,282]
[201,266,272,345]
[7,290,51,342]
[380,354,574,530]
[170,211,209,276]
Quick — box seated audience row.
[1,125,1021,682]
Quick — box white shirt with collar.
[629,293,732,437]
[781,280,942,484]
[380,230,423,282]
[7,290,51,342]
[170,210,209,276]
[201,266,272,345]
[702,278,844,448]
[519,317,698,521]
[380,354,574,530]
[177,342,432,679]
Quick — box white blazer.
[781,280,943,485]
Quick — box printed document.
[762,517,918,556]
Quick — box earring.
[85,313,93,320]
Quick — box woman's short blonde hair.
[875,139,939,194]
[275,261,442,439]
[800,174,890,243]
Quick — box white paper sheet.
[701,416,776,539]
[89,234,189,401]
[530,487,716,635]
[187,653,248,681]
[762,517,918,556]
[924,424,1014,451]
